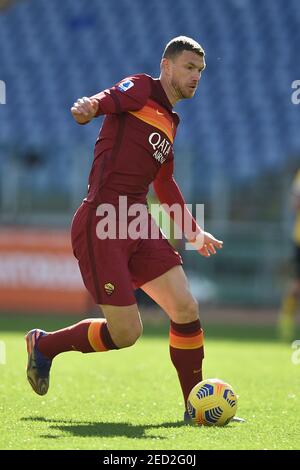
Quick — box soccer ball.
[187,378,238,426]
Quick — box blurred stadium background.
[0,0,300,320]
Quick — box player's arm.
[71,75,151,125]
[153,160,223,257]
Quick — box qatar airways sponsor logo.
[95,196,204,250]
[148,132,172,164]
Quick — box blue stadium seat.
[0,0,300,189]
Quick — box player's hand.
[71,97,99,124]
[189,231,223,258]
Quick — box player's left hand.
[189,231,223,257]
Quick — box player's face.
[169,50,206,99]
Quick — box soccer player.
[26,36,223,420]
[278,169,300,341]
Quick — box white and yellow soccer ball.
[187,378,238,426]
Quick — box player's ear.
[161,57,171,77]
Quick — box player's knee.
[113,324,143,349]
[173,295,199,323]
[184,296,200,321]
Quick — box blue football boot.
[25,329,52,395]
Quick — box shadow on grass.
[21,416,194,440]
[0,314,293,342]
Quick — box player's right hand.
[71,97,99,124]
[189,231,223,258]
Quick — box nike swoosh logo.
[156,110,164,116]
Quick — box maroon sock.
[37,319,118,360]
[169,319,204,408]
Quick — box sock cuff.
[100,321,118,350]
[170,320,204,350]
[170,319,201,335]
[87,319,111,352]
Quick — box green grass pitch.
[0,315,299,450]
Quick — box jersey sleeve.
[90,75,151,116]
[153,160,201,241]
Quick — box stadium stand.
[1,0,300,186]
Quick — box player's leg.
[26,304,142,396]
[278,279,300,341]
[140,265,204,410]
[26,204,141,395]
[36,303,142,357]
[278,245,300,341]
[98,304,143,348]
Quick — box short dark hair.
[163,36,205,60]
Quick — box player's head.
[160,36,206,100]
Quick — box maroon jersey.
[71,75,196,305]
[82,74,199,240]
[85,74,178,207]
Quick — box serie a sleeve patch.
[117,79,134,92]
